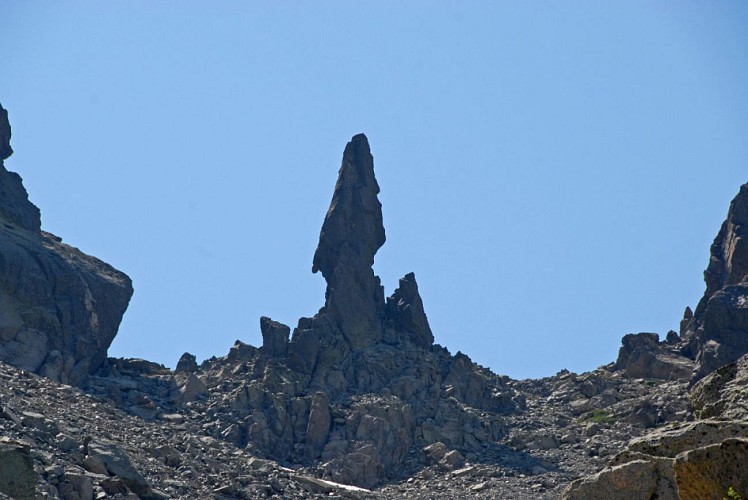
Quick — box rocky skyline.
[5,4,747,380]
[1,102,748,497]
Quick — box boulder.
[87,441,156,498]
[385,272,434,348]
[674,438,748,498]
[0,439,35,500]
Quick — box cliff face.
[0,103,133,385]
[683,183,748,380]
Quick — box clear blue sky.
[2,2,747,379]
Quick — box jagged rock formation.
[682,183,748,379]
[0,104,133,385]
[311,134,387,351]
[566,353,748,498]
[124,133,522,489]
[5,102,748,497]
[198,134,522,487]
[611,183,748,385]
[614,332,694,381]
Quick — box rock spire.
[312,133,387,349]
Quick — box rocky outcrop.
[674,438,748,499]
[614,332,694,380]
[311,133,386,350]
[156,133,523,488]
[385,272,434,348]
[682,183,748,380]
[564,356,748,500]
[0,104,133,385]
[690,352,748,420]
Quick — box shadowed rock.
[0,104,40,233]
[218,133,522,487]
[0,104,12,161]
[699,183,748,309]
[312,134,386,349]
[684,183,748,380]
[385,272,434,348]
[0,104,132,385]
[260,316,290,357]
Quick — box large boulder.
[674,438,748,498]
[0,439,35,500]
[0,104,133,385]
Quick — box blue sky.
[2,2,747,379]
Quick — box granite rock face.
[0,104,133,385]
[683,183,748,379]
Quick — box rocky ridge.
[2,102,748,498]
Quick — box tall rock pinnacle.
[311,134,386,349]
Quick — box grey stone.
[563,458,677,500]
[0,439,35,500]
[175,352,198,373]
[311,133,386,350]
[173,373,207,403]
[674,438,748,499]
[685,183,748,380]
[260,316,290,357]
[305,392,331,459]
[87,441,153,498]
[615,332,693,380]
[385,272,434,348]
[60,471,94,500]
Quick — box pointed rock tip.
[312,133,385,280]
